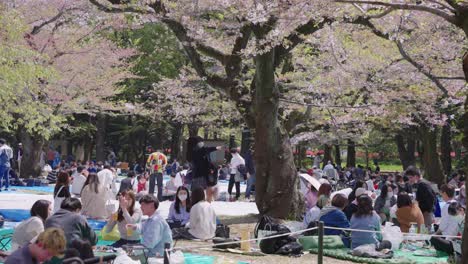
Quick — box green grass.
[379,164,403,172]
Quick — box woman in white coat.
[80,173,110,219]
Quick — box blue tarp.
[0,209,30,222]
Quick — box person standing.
[228,147,245,201]
[146,150,167,202]
[405,166,436,228]
[15,143,23,176]
[0,139,13,192]
[186,136,222,200]
[244,147,256,201]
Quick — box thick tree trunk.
[334,144,341,168]
[420,126,444,185]
[254,47,302,219]
[346,139,356,168]
[440,123,452,177]
[395,134,416,170]
[322,144,332,168]
[170,122,184,161]
[95,113,107,162]
[20,131,44,178]
[461,89,468,264]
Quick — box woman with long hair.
[167,186,191,228]
[80,173,109,219]
[11,200,51,250]
[350,195,390,250]
[106,190,142,248]
[53,171,71,212]
[374,182,397,223]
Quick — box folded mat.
[298,235,345,250]
[309,248,448,264]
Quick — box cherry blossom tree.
[3,0,133,176]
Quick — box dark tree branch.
[335,0,458,25]
[395,41,449,96]
[31,8,80,35]
[89,0,154,14]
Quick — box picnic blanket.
[309,248,448,264]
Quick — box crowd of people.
[1,136,255,263]
[2,135,467,262]
[302,159,466,260]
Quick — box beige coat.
[81,184,110,220]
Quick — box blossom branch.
[335,0,457,24]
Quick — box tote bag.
[53,185,65,213]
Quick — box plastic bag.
[382,223,403,250]
[101,224,120,241]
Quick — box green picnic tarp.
[309,248,448,264]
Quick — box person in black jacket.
[405,166,436,228]
[186,137,222,201]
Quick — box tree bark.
[395,134,416,170]
[170,122,184,161]
[95,113,107,162]
[20,131,44,178]
[334,144,341,167]
[440,123,452,177]
[420,126,445,185]
[253,46,302,219]
[346,139,356,168]
[188,124,199,138]
[461,90,468,264]
[322,144,332,168]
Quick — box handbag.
[206,154,218,187]
[215,224,230,238]
[53,185,65,213]
[254,215,290,239]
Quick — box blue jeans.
[245,173,256,198]
[0,166,9,190]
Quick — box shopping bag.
[101,224,120,241]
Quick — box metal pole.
[318,221,324,264]
[163,242,171,264]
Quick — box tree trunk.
[420,126,445,185]
[20,131,44,178]
[346,139,356,168]
[440,123,452,177]
[170,122,184,162]
[241,127,251,157]
[95,113,107,162]
[461,88,468,264]
[322,144,332,168]
[188,124,199,138]
[334,144,341,167]
[254,46,302,219]
[395,134,416,169]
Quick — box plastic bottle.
[409,223,416,234]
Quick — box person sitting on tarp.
[45,198,97,247]
[11,200,51,251]
[105,190,142,248]
[350,195,391,250]
[167,186,191,229]
[128,194,172,257]
[319,194,350,247]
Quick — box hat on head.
[355,187,368,198]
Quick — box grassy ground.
[175,223,354,264]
